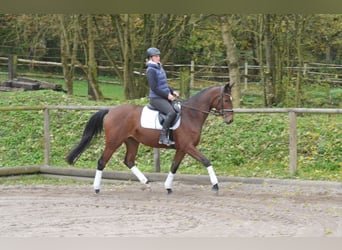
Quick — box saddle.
[140,102,181,130]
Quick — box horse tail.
[66,109,109,165]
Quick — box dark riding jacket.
[146,61,174,99]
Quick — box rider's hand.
[168,93,176,101]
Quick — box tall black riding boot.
[159,113,176,146]
[159,128,170,145]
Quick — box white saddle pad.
[140,106,181,130]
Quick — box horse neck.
[185,86,218,111]
[182,87,219,125]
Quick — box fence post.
[180,66,190,98]
[8,54,17,80]
[190,60,195,88]
[303,63,307,76]
[289,111,297,175]
[44,108,51,166]
[154,148,160,172]
[244,61,248,89]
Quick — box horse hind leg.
[93,140,122,193]
[207,166,219,192]
[94,157,105,193]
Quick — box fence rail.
[1,56,342,86]
[1,106,341,175]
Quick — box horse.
[66,83,234,194]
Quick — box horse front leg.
[165,150,186,194]
[124,138,150,190]
[185,146,219,193]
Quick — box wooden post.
[303,63,307,76]
[154,148,160,172]
[180,67,190,98]
[190,60,194,88]
[44,108,51,166]
[289,111,297,175]
[8,54,17,80]
[244,61,248,89]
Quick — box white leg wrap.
[131,166,148,184]
[207,166,218,185]
[93,170,103,190]
[164,172,175,190]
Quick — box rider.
[145,47,179,146]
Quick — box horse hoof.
[212,184,219,193]
[166,188,173,194]
[95,189,100,194]
[141,183,152,191]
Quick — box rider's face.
[151,55,160,63]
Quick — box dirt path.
[0,179,342,237]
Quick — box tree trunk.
[110,14,137,100]
[123,14,136,100]
[264,14,276,107]
[58,15,73,95]
[295,15,304,107]
[220,15,241,108]
[256,15,267,107]
[87,15,103,100]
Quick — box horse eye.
[225,96,232,102]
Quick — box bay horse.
[66,83,234,194]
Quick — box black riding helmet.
[146,47,160,59]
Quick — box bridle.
[211,86,234,118]
[180,86,234,118]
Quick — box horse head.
[213,83,234,124]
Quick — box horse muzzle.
[225,118,234,124]
[224,114,234,124]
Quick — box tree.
[105,14,191,100]
[294,14,305,107]
[63,14,104,100]
[306,14,342,63]
[263,14,277,107]
[255,14,295,107]
[86,15,103,100]
[109,14,141,99]
[1,14,341,105]
[57,14,79,95]
[220,15,241,108]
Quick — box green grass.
[35,76,125,101]
[0,73,125,101]
[0,78,341,182]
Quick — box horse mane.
[183,86,217,105]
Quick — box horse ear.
[224,82,234,91]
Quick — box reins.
[180,102,233,116]
[177,86,234,117]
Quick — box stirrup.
[159,137,174,146]
[158,137,168,145]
